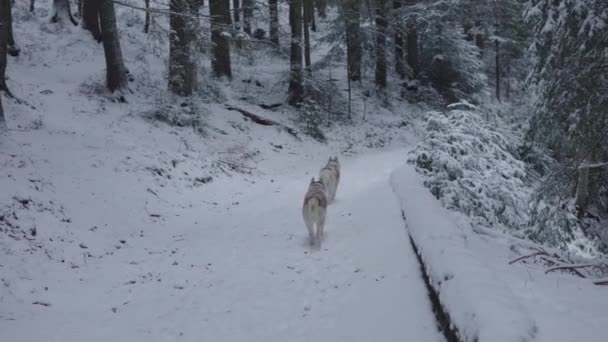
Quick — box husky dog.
[319,156,341,203]
[302,178,328,247]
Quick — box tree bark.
[51,0,78,26]
[242,0,253,35]
[0,91,5,131]
[100,0,128,92]
[82,0,102,41]
[393,0,405,79]
[304,0,313,72]
[144,0,150,33]
[495,38,500,101]
[375,0,387,88]
[0,0,10,94]
[233,0,240,28]
[288,0,303,106]
[343,0,361,81]
[210,0,232,79]
[405,0,418,78]
[269,0,279,46]
[315,0,326,18]
[30,0,35,12]
[576,164,590,218]
[4,0,18,57]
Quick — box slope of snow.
[391,164,608,342]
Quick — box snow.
[391,164,608,342]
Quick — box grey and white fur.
[319,156,340,203]
[302,177,328,247]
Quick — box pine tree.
[288,0,304,105]
[210,0,232,79]
[343,0,361,81]
[100,0,128,92]
[242,0,253,35]
[374,0,387,88]
[169,0,199,94]
[0,0,10,94]
[269,0,280,45]
[393,0,405,79]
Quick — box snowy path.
[2,149,440,342]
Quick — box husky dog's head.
[327,156,340,170]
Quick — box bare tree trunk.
[269,0,279,46]
[393,0,405,79]
[0,0,10,94]
[51,0,78,26]
[233,0,240,28]
[475,20,484,54]
[304,0,312,73]
[4,0,18,57]
[576,164,590,218]
[242,0,253,35]
[30,0,35,12]
[374,0,387,89]
[405,0,418,78]
[144,0,150,33]
[82,0,102,41]
[0,92,5,131]
[495,38,500,101]
[288,0,303,106]
[315,0,326,18]
[100,0,128,92]
[343,0,361,81]
[210,0,232,79]
[304,0,315,32]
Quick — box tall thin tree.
[100,0,128,92]
[405,0,418,78]
[242,0,253,34]
[51,0,78,25]
[169,0,199,94]
[0,0,10,94]
[210,0,232,79]
[343,0,361,81]
[374,0,387,88]
[233,0,240,28]
[288,0,303,105]
[393,0,405,79]
[303,0,312,73]
[269,0,279,46]
[82,0,102,41]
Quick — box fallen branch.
[32,301,51,307]
[225,105,300,140]
[508,251,546,265]
[545,263,598,275]
[593,278,608,286]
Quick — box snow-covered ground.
[2,1,607,341]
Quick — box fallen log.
[225,105,300,140]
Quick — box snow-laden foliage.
[408,109,531,232]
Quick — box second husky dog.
[319,156,341,202]
[302,178,328,247]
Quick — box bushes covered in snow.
[408,109,532,233]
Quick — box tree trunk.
[405,0,418,78]
[51,0,78,26]
[576,164,590,218]
[0,92,5,131]
[393,0,405,79]
[474,20,484,54]
[495,39,500,101]
[30,0,35,12]
[100,0,128,92]
[374,0,387,89]
[269,0,279,46]
[288,0,303,106]
[304,1,311,75]
[233,0,240,28]
[4,0,18,57]
[304,0,316,32]
[144,0,150,33]
[0,0,10,93]
[209,0,232,79]
[315,0,326,18]
[82,0,102,41]
[343,0,361,81]
[242,0,253,35]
